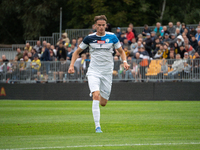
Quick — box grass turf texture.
[0,101,200,150]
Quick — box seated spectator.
[119,32,126,43]
[16,48,23,61]
[163,26,170,35]
[71,44,77,53]
[62,32,70,45]
[192,52,200,74]
[28,52,33,61]
[190,35,198,50]
[195,26,200,42]
[130,38,137,54]
[129,23,137,37]
[115,27,121,40]
[168,52,175,68]
[24,55,31,69]
[182,52,192,77]
[168,22,176,34]
[197,41,200,55]
[33,41,42,54]
[142,24,151,36]
[49,50,57,61]
[151,31,157,42]
[122,38,129,48]
[67,45,73,61]
[154,44,164,59]
[178,44,187,58]
[154,22,164,37]
[174,43,180,54]
[124,47,130,57]
[126,27,135,44]
[176,22,182,30]
[162,44,169,59]
[177,35,184,46]
[24,43,32,52]
[131,61,139,82]
[175,28,181,37]
[133,41,143,55]
[57,42,67,60]
[143,33,152,56]
[169,33,177,44]
[152,37,160,51]
[30,54,41,79]
[42,41,47,48]
[183,28,190,39]
[163,33,171,42]
[23,50,28,60]
[168,54,184,79]
[190,27,197,37]
[185,44,195,56]
[71,38,78,47]
[50,45,57,56]
[53,58,68,82]
[157,58,168,82]
[2,55,9,63]
[31,48,37,57]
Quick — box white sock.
[92,100,100,128]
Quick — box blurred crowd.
[0,21,200,83]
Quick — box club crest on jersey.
[97,40,105,44]
[105,39,110,43]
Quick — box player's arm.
[116,47,130,70]
[68,47,84,74]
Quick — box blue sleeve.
[112,34,119,44]
[82,36,90,45]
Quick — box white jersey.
[79,32,121,75]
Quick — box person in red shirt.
[126,27,135,44]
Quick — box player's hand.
[124,62,130,71]
[68,66,75,74]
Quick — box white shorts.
[87,74,112,100]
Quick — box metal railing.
[0,59,199,83]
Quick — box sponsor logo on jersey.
[97,40,105,44]
[105,39,110,43]
[93,40,97,42]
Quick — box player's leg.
[99,74,112,107]
[88,75,102,132]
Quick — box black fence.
[0,82,199,100]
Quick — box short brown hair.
[94,15,107,23]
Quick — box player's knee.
[93,91,100,100]
[100,101,107,107]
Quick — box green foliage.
[0,0,200,44]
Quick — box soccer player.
[68,15,129,133]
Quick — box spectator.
[157,58,168,82]
[163,26,170,35]
[30,54,41,78]
[105,23,112,32]
[152,37,160,54]
[124,47,130,57]
[92,24,96,32]
[168,54,184,79]
[175,28,181,37]
[185,44,195,56]
[183,28,190,39]
[49,50,57,61]
[126,27,135,44]
[154,44,164,59]
[23,50,28,60]
[178,44,187,58]
[57,42,67,60]
[130,38,137,54]
[163,33,171,42]
[170,33,177,44]
[28,52,33,61]
[144,33,152,56]
[67,45,73,61]
[33,41,42,54]
[124,57,134,81]
[176,22,182,30]
[168,22,176,34]
[24,55,31,69]
[142,24,151,36]
[24,43,32,52]
[77,36,83,45]
[123,38,129,48]
[71,38,78,47]
[42,43,51,61]
[119,32,126,43]
[168,52,175,68]
[162,44,169,59]
[195,26,200,42]
[180,23,188,34]
[113,56,120,78]
[53,58,68,82]
[190,35,198,50]
[192,52,200,74]
[42,41,47,48]
[50,45,57,56]
[19,58,25,71]
[2,55,9,63]
[115,27,121,40]
[62,32,70,45]
[154,22,164,37]
[16,48,23,61]
[150,31,156,44]
[197,41,200,55]
[190,27,197,37]
[129,23,137,37]
[177,35,184,47]
[31,48,37,57]
[131,61,139,82]
[71,44,77,53]
[182,52,192,77]
[133,41,143,54]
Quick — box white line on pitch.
[1,142,200,150]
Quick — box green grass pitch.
[0,100,200,150]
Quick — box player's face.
[96,20,106,35]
